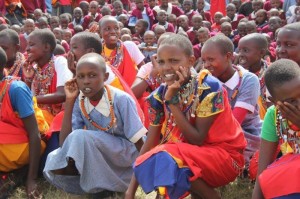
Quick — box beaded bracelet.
[164,95,179,105]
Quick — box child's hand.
[277,101,300,128]
[150,54,159,78]
[67,52,76,75]
[23,61,35,79]
[64,78,79,100]
[164,66,189,101]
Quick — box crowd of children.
[1,0,300,198]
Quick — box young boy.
[238,33,269,119]
[193,27,210,60]
[19,19,35,53]
[0,47,45,199]
[43,53,147,196]
[187,15,203,45]
[252,59,300,199]
[82,1,102,30]
[195,0,212,23]
[133,19,148,44]
[49,16,60,31]
[68,7,84,30]
[177,15,190,32]
[0,29,25,78]
[202,34,262,167]
[221,22,234,40]
[182,0,196,26]
[167,14,178,32]
[256,9,268,32]
[211,12,223,32]
[226,3,245,30]
[129,0,154,30]
[152,10,175,33]
[138,30,157,63]
[112,0,128,17]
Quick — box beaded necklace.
[101,40,124,68]
[230,65,243,102]
[161,75,200,143]
[3,52,25,77]
[80,85,115,131]
[256,61,268,109]
[32,56,55,96]
[0,79,8,103]
[275,109,300,154]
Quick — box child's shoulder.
[199,70,223,93]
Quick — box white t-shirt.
[123,41,145,65]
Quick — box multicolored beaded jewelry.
[80,85,115,131]
[0,79,9,103]
[230,65,243,102]
[102,40,124,68]
[256,61,268,109]
[3,52,25,77]
[32,56,55,96]
[161,76,200,143]
[276,109,300,154]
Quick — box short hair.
[159,34,193,56]
[101,6,112,15]
[280,22,300,32]
[99,15,118,28]
[50,16,59,22]
[71,32,102,54]
[113,0,123,8]
[0,47,7,69]
[265,59,300,96]
[221,22,232,28]
[77,52,106,73]
[197,27,210,33]
[24,18,35,25]
[29,29,56,53]
[157,32,176,45]
[0,29,20,45]
[53,44,66,56]
[204,34,234,54]
[0,24,9,31]
[144,30,155,37]
[256,9,267,16]
[136,19,149,29]
[240,33,268,50]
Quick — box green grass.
[10,178,253,199]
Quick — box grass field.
[10,178,254,199]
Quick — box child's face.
[70,37,89,61]
[0,37,18,64]
[268,18,281,32]
[269,10,280,18]
[34,11,42,21]
[135,22,146,34]
[197,31,209,44]
[113,3,123,15]
[24,22,35,35]
[60,18,69,29]
[74,9,83,20]
[238,39,263,71]
[136,0,144,10]
[80,4,89,16]
[147,0,156,8]
[157,44,194,86]
[221,25,232,37]
[255,12,267,24]
[201,43,231,79]
[53,29,62,40]
[271,77,300,110]
[183,1,192,12]
[246,24,257,34]
[144,34,155,45]
[120,28,131,36]
[177,17,188,29]
[121,34,132,41]
[214,13,223,24]
[76,62,108,100]
[63,31,72,43]
[192,17,203,30]
[118,16,128,25]
[38,20,48,29]
[157,12,167,23]
[89,3,98,15]
[26,34,48,63]
[154,28,166,39]
[168,15,177,25]
[161,0,168,7]
[100,20,120,46]
[237,24,247,37]
[276,29,300,65]
[226,6,236,19]
[252,1,262,12]
[270,0,281,9]
[197,0,205,10]
[50,18,59,30]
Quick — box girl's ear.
[104,72,109,82]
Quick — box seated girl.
[43,53,147,197]
[126,34,246,199]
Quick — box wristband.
[164,95,179,105]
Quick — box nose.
[83,76,90,85]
